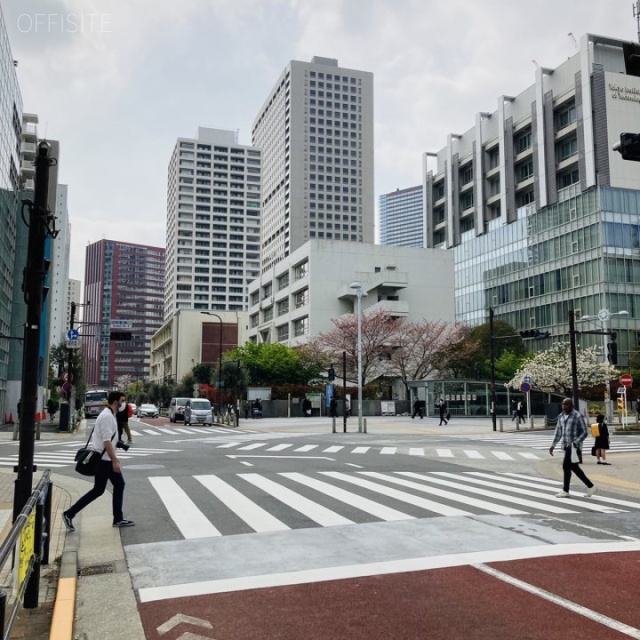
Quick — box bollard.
[332,417,336,433]
[35,421,40,440]
[12,422,18,441]
[499,418,503,432]
[363,418,367,434]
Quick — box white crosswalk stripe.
[146,470,639,540]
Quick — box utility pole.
[14,142,57,521]
[489,307,497,432]
[569,308,580,409]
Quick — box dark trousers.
[439,411,448,425]
[562,447,593,492]
[67,459,125,523]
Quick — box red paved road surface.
[139,551,640,640]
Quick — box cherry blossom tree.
[506,341,618,395]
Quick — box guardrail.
[0,471,52,640]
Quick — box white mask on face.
[119,402,127,412]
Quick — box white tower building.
[48,184,70,347]
[252,56,374,273]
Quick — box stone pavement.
[0,415,637,639]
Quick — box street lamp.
[201,312,223,418]
[349,282,367,433]
[579,308,628,420]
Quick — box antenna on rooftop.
[568,32,578,51]
[635,1,640,43]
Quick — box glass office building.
[424,34,640,366]
[379,186,424,247]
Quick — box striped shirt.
[551,409,588,451]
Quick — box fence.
[0,471,52,639]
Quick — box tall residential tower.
[252,56,374,273]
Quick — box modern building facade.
[252,57,374,273]
[423,33,640,365]
[48,184,71,348]
[149,310,247,385]
[164,127,261,320]
[66,278,81,330]
[82,240,165,387]
[247,240,455,346]
[379,186,424,247]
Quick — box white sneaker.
[555,490,570,498]
[586,485,597,497]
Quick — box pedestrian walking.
[516,400,525,425]
[329,397,338,418]
[549,398,597,498]
[302,397,312,417]
[63,391,135,531]
[511,399,518,422]
[592,413,611,465]
[243,400,250,420]
[116,396,133,444]
[411,398,423,419]
[437,398,448,426]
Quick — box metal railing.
[0,471,52,640]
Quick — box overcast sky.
[2,0,637,283]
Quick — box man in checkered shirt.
[549,398,597,498]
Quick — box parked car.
[184,398,212,426]
[169,397,190,423]
[137,403,159,418]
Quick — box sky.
[2,0,638,284]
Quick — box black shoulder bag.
[74,426,106,476]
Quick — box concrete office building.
[252,57,374,273]
[164,127,261,321]
[247,240,455,346]
[48,184,71,347]
[423,33,640,365]
[83,240,165,387]
[379,186,424,247]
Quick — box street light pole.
[349,282,366,433]
[201,312,223,417]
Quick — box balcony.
[367,299,409,317]
[338,271,408,299]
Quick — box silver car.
[184,399,212,425]
[137,403,159,418]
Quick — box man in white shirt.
[63,391,135,531]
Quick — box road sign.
[66,328,79,340]
[62,371,74,383]
[65,339,80,349]
[620,374,633,387]
[62,382,73,393]
[519,382,531,393]
[523,375,532,383]
[110,319,132,329]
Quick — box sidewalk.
[0,416,638,639]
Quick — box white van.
[184,398,213,426]
[169,397,190,423]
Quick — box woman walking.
[593,413,611,465]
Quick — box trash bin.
[59,402,70,432]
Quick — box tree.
[494,350,526,383]
[313,308,403,385]
[506,342,618,395]
[432,324,483,379]
[192,362,215,385]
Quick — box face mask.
[119,402,127,411]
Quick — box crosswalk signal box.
[617,397,625,411]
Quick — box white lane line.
[195,475,289,533]
[148,476,220,539]
[321,472,472,517]
[464,450,484,459]
[239,473,352,527]
[491,451,515,460]
[294,445,318,452]
[138,540,640,603]
[266,444,293,452]
[475,563,640,639]
[352,447,370,454]
[399,472,577,515]
[361,472,526,516]
[409,448,424,456]
[324,446,344,453]
[436,449,454,458]
[380,447,397,455]
[280,472,413,522]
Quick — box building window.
[277,272,290,290]
[557,168,579,190]
[250,291,259,306]
[293,316,309,337]
[516,161,534,182]
[554,101,577,131]
[277,324,289,341]
[294,288,309,308]
[515,130,532,154]
[556,136,578,162]
[460,165,473,185]
[294,261,309,281]
[277,299,289,315]
[250,313,259,328]
[460,191,474,211]
[262,306,273,323]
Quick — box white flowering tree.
[506,342,618,395]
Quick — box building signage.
[609,83,640,105]
[110,319,132,329]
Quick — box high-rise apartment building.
[423,33,640,364]
[379,186,424,247]
[48,184,71,347]
[252,56,374,273]
[164,127,261,320]
[66,278,81,330]
[83,240,165,387]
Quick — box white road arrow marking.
[157,613,213,636]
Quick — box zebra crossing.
[128,425,247,438]
[0,441,182,469]
[147,469,640,539]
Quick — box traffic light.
[616,132,640,162]
[607,341,618,365]
[110,331,132,341]
[519,329,551,339]
[617,397,625,411]
[327,366,336,381]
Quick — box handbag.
[74,426,105,476]
[570,443,580,464]
[446,411,451,420]
[591,446,597,457]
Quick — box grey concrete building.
[252,57,374,274]
[423,33,640,364]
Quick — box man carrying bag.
[63,390,135,532]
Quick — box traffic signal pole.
[14,142,57,521]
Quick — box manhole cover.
[78,563,115,576]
